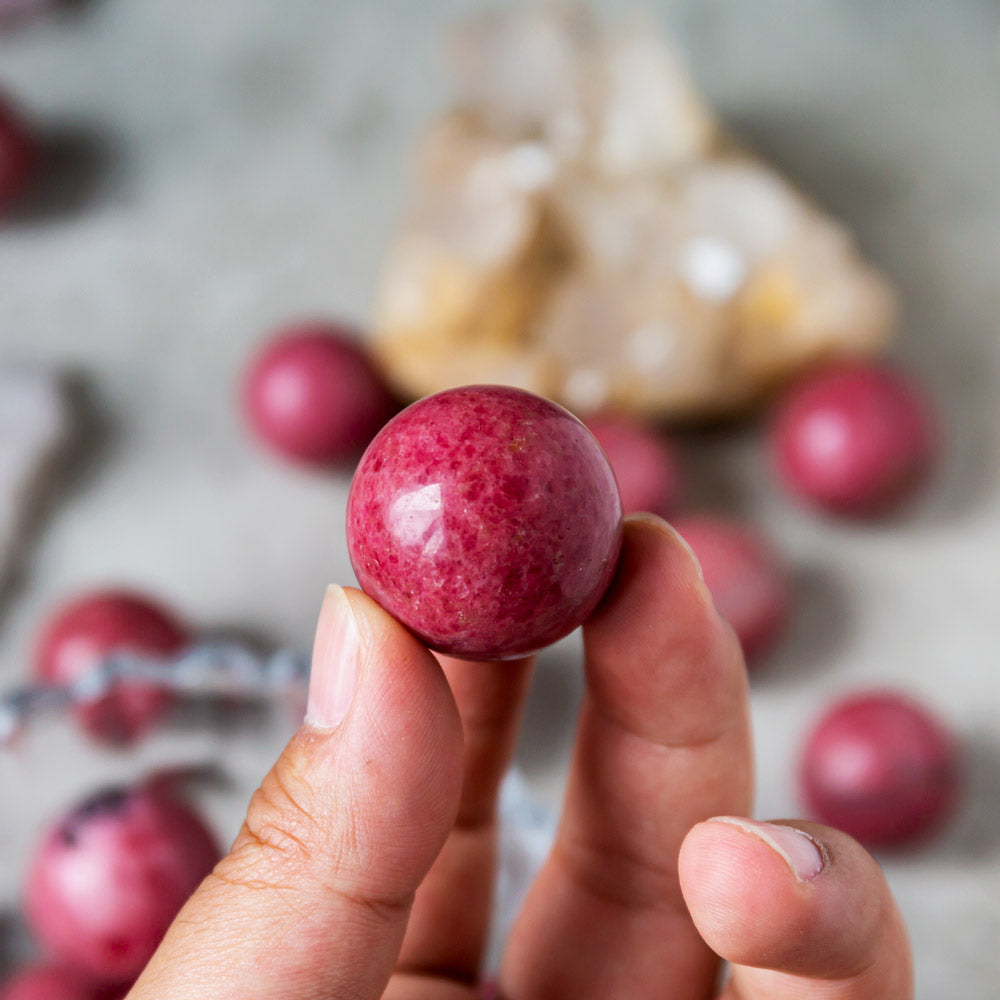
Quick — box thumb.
[128,585,465,1000]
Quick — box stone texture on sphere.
[371,6,896,420]
[346,385,623,660]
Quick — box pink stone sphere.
[243,322,397,466]
[769,362,937,516]
[346,385,623,660]
[34,591,188,746]
[24,787,220,984]
[0,93,36,213]
[585,414,681,516]
[671,515,790,662]
[799,691,960,848]
[0,966,99,1000]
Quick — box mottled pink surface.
[585,414,681,517]
[0,966,99,1000]
[24,787,220,984]
[769,362,937,516]
[34,591,188,745]
[243,322,397,466]
[799,691,960,847]
[0,93,36,213]
[672,515,790,662]
[347,385,623,660]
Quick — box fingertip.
[129,588,468,1000]
[582,512,746,748]
[680,817,908,983]
[591,513,728,651]
[626,512,706,583]
[679,818,813,968]
[341,585,463,744]
[703,816,826,883]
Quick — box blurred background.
[1,1,998,997]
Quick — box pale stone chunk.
[373,6,896,418]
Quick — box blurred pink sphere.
[585,414,681,516]
[769,362,937,516]
[671,515,790,662]
[24,787,220,984]
[243,321,397,466]
[799,691,960,847]
[34,590,188,745]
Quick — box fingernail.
[708,816,826,882]
[629,513,705,582]
[305,585,361,729]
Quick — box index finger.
[501,514,753,1000]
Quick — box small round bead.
[585,413,681,516]
[671,515,790,662]
[24,786,220,984]
[34,590,188,745]
[769,362,937,516]
[243,321,397,466]
[799,691,960,847]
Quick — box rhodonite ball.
[24,787,220,984]
[243,321,397,467]
[799,691,960,848]
[346,385,623,660]
[34,590,189,746]
[769,362,937,516]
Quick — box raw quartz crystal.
[372,6,897,418]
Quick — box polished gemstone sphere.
[800,691,959,847]
[347,385,623,660]
[243,322,397,466]
[769,362,936,516]
[24,787,220,984]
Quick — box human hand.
[126,515,913,1000]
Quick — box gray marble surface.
[1,1,998,996]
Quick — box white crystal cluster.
[373,6,896,418]
[0,365,71,588]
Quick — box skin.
[126,515,913,1000]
